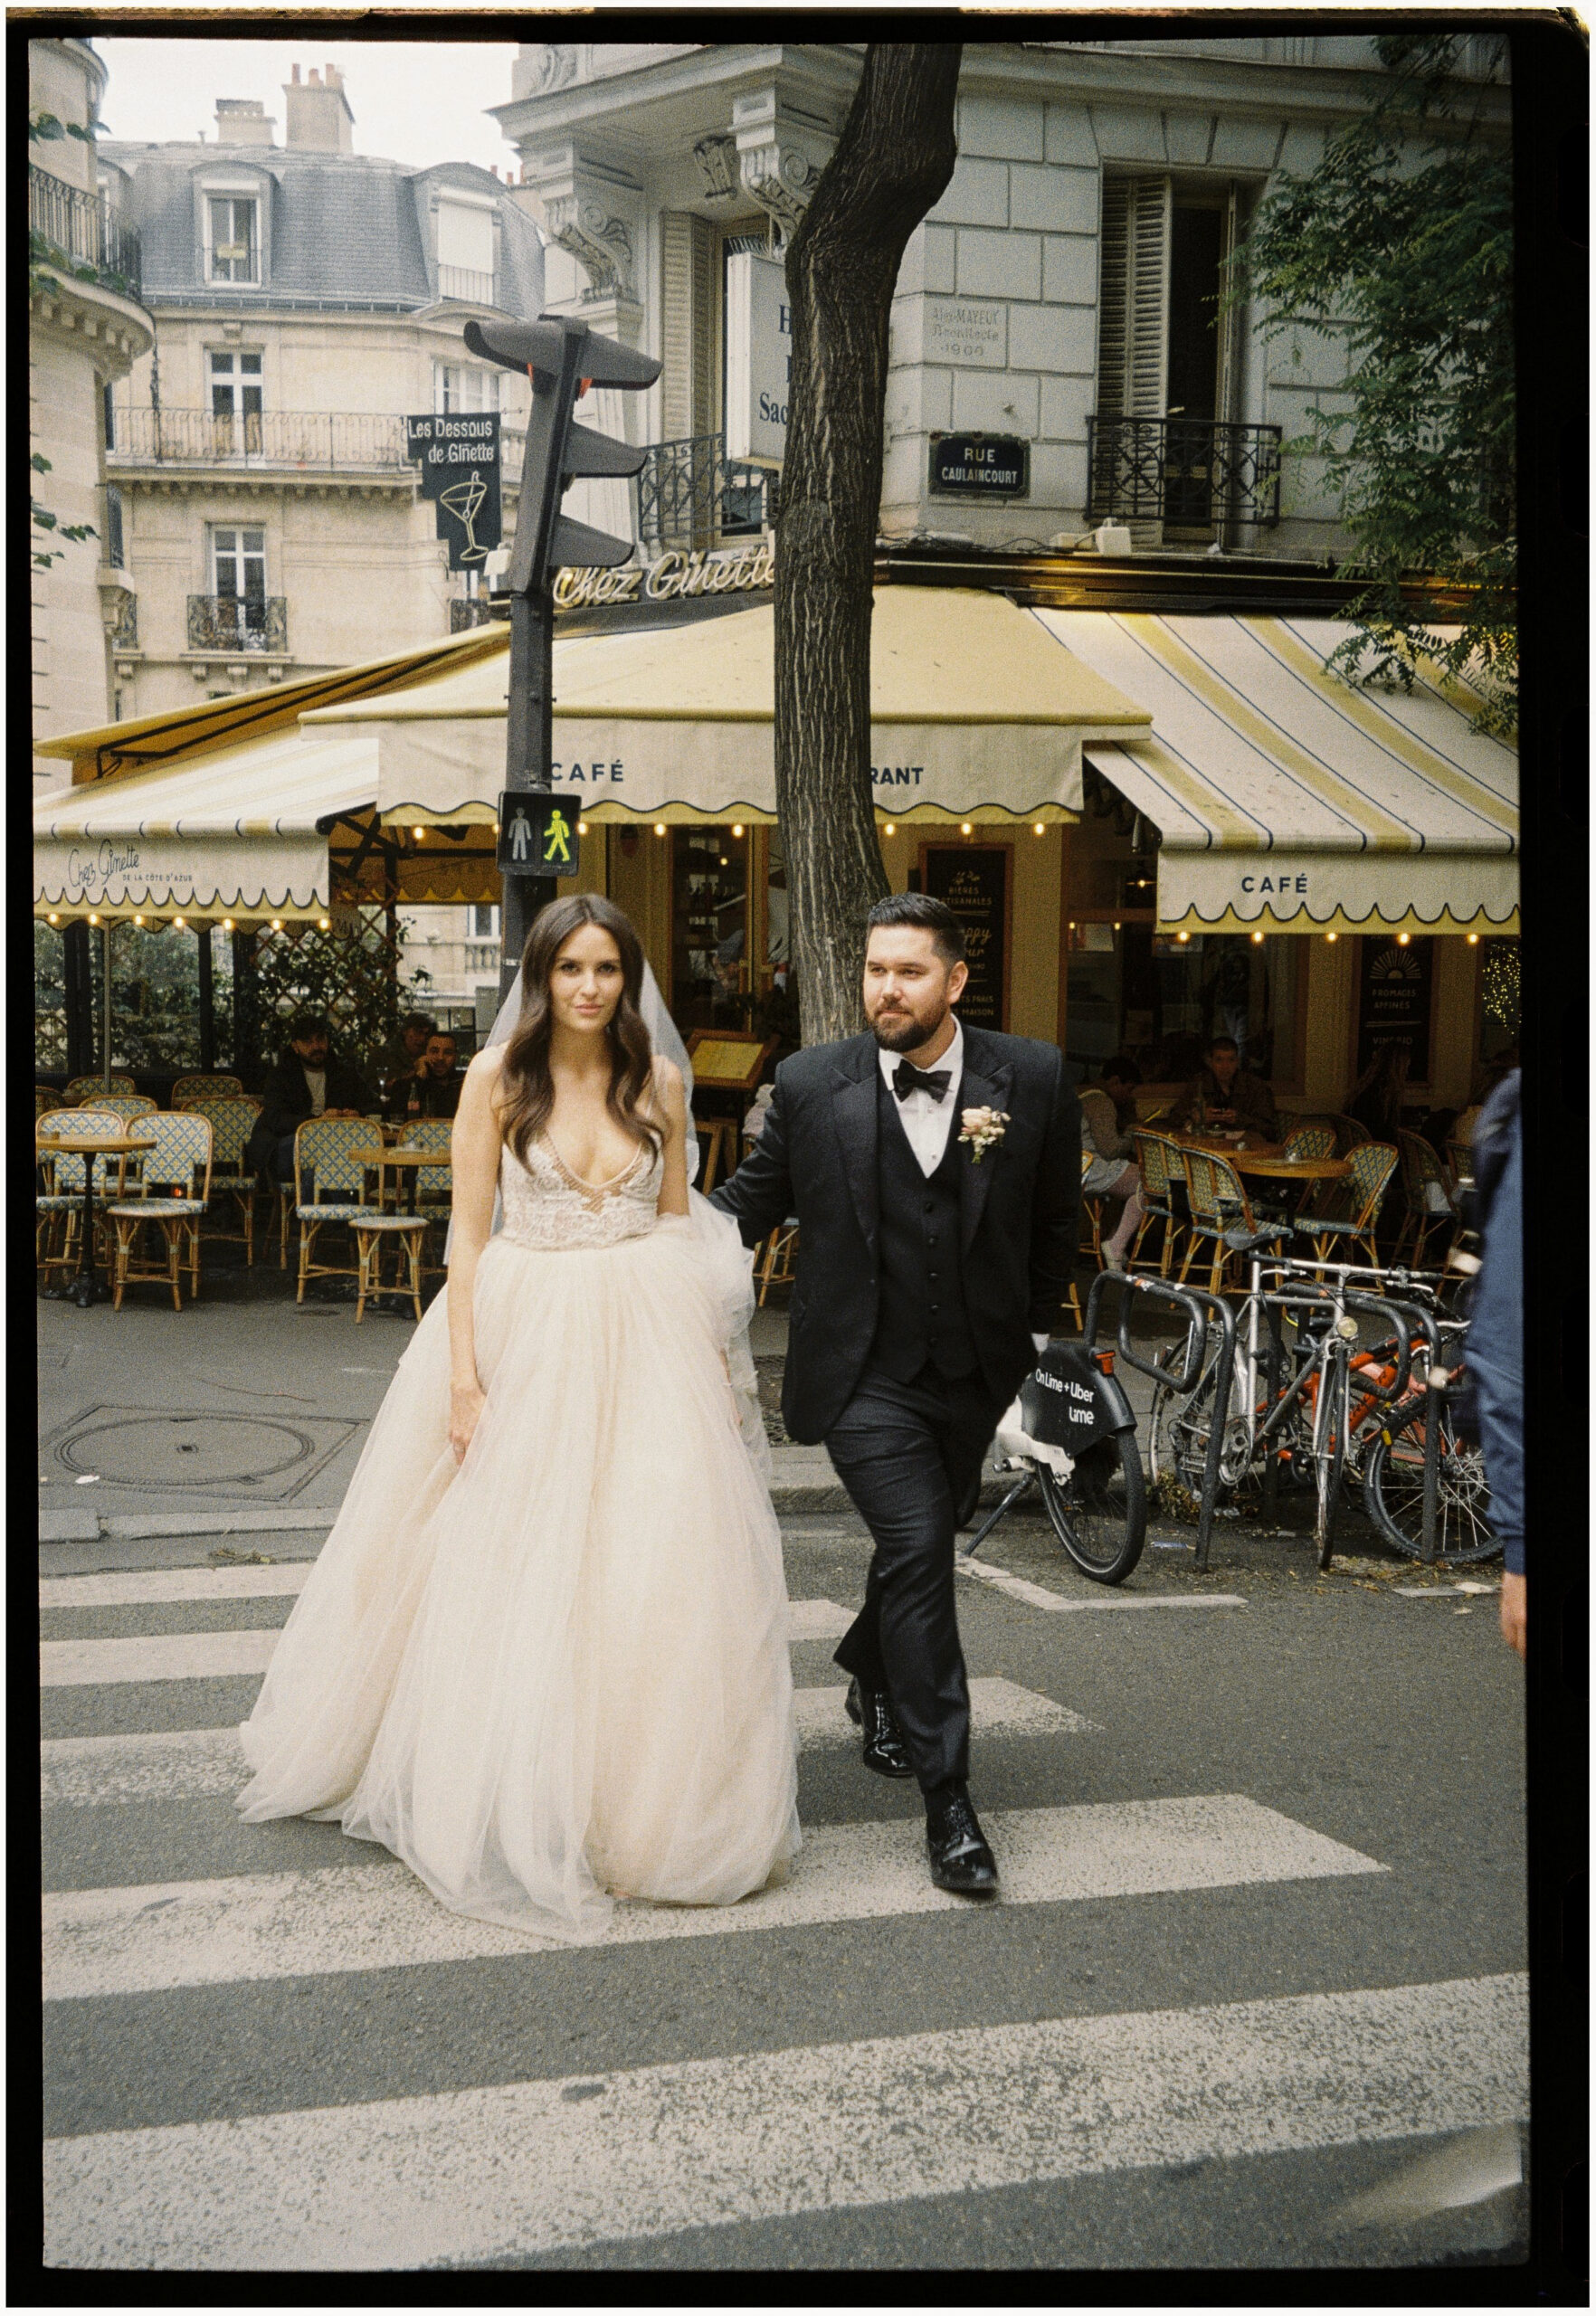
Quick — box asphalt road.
[39,1502,1528,2275]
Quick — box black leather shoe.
[844,1675,915,1780]
[926,1783,999,1897]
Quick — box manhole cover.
[43,1407,365,1500]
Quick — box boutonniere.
[958,1106,1010,1163]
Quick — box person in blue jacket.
[1468,1071,1524,1656]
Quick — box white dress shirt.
[879,1015,964,1176]
[302,1066,328,1117]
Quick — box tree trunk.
[774,43,961,1045]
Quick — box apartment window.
[102,384,116,451]
[209,350,263,451]
[471,904,499,938]
[1095,176,1251,537]
[207,195,259,284]
[435,195,496,304]
[213,525,266,603]
[434,363,499,414]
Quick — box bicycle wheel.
[1035,1431,1146,1584]
[1362,1396,1499,1564]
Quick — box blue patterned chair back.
[40,1108,126,1192]
[295,1115,373,1202]
[1282,1120,1336,1163]
[1396,1128,1455,1215]
[172,1074,244,1103]
[134,1112,213,1200]
[1183,1145,1249,1230]
[1345,1140,1398,1226]
[65,1074,134,1102]
[404,1117,454,1198]
[178,1095,258,1171]
[1133,1129,1175,1201]
[94,1094,158,1123]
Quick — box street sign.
[725,252,790,464]
[496,792,581,876]
[406,413,501,567]
[928,432,1030,498]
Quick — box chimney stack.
[214,98,275,147]
[283,59,354,153]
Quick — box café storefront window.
[667,824,799,1058]
[1477,935,1520,1069]
[1064,923,1301,1088]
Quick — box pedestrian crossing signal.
[497,793,582,876]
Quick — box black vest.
[869,1069,978,1383]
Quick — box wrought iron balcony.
[637,433,775,551]
[186,595,289,655]
[109,407,418,473]
[1086,415,1282,534]
[450,598,508,633]
[29,166,142,300]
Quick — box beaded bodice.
[498,1133,664,1251]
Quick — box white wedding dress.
[236,1131,801,1944]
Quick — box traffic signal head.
[464,315,661,593]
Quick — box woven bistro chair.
[1078,1148,1105,1264]
[1392,1129,1459,1269]
[402,1117,455,1284]
[756,1216,800,1306]
[347,1113,440,1320]
[36,1108,128,1280]
[293,1115,385,1300]
[171,1073,244,1103]
[90,1093,158,1125]
[1281,1120,1337,1163]
[1328,1113,1373,1157]
[64,1073,135,1104]
[1129,1129,1186,1278]
[1295,1141,1399,1272]
[103,1113,214,1311]
[1177,1145,1287,1296]
[179,1095,263,1263]
[36,1087,66,1120]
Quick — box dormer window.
[208,194,259,283]
[434,193,497,306]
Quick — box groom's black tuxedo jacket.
[708,1024,1081,1444]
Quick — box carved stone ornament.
[691,132,738,201]
[739,143,822,239]
[527,45,579,96]
[545,195,635,302]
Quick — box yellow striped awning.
[1032,611,1518,935]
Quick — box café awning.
[300,586,1151,828]
[33,730,381,922]
[1033,611,1518,935]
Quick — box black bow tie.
[893,1059,952,1104]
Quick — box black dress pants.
[824,1361,1002,1794]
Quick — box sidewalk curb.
[38,1507,341,1544]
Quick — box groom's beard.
[870,1001,950,1054]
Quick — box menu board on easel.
[921,846,1010,1030]
[1355,936,1433,1081]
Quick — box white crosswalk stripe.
[41,1596,857,1685]
[43,1797,1382,2000]
[40,1679,1097,1808]
[43,1973,1528,2271]
[956,1561,1248,1613]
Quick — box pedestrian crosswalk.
[40,1551,1527,2271]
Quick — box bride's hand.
[449,1378,486,1464]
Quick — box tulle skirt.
[236,1210,800,1944]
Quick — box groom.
[710,893,1080,1897]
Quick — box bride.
[236,894,800,1942]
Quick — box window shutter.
[660,212,716,442]
[1095,175,1171,546]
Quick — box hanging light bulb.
[1468,932,1479,945]
[173,916,185,929]
[731,824,744,839]
[577,821,589,836]
[1176,931,1189,944]
[1325,931,1337,944]
[1033,822,1045,837]
[47,913,59,926]
[1397,932,1411,946]
[884,823,896,837]
[413,827,425,841]
[318,916,331,931]
[88,913,100,925]
[960,821,973,836]
[271,918,283,933]
[654,823,667,838]
[223,918,234,933]
[133,914,145,926]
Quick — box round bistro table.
[37,1130,157,1308]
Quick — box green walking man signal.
[497,792,581,875]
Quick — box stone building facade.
[29,38,155,789]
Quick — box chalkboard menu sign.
[922,847,1009,1030]
[1355,936,1433,1082]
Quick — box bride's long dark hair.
[496,894,661,1167]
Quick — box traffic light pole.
[498,585,556,1006]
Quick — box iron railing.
[450,598,508,632]
[1086,415,1282,533]
[29,166,142,300]
[103,485,126,572]
[186,595,289,655]
[636,432,774,550]
[436,265,499,307]
[109,407,417,472]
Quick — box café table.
[349,1144,434,1217]
[37,1129,157,1308]
[1171,1133,1349,1224]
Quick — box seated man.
[388,1029,465,1122]
[375,1011,437,1108]
[1169,1034,1278,1141]
[245,1011,375,1191]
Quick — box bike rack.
[1080,1269,1238,1574]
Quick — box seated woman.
[1079,1055,1146,1274]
